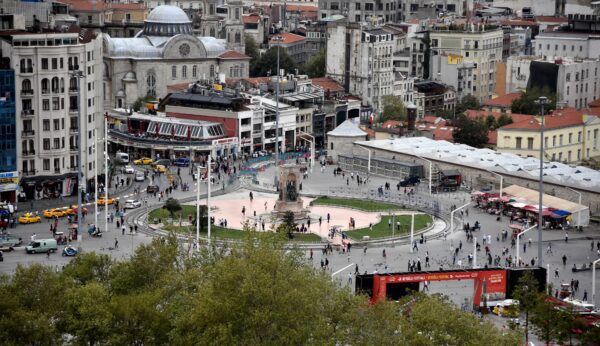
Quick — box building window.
[568,133,573,144]
[43,119,50,131]
[192,65,197,78]
[516,137,522,149]
[578,131,582,142]
[41,58,48,69]
[53,119,60,131]
[43,138,50,150]
[559,134,563,145]
[171,66,177,79]
[43,159,50,171]
[210,65,215,78]
[527,137,534,149]
[182,65,187,78]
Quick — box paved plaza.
[2,157,600,317]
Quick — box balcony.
[69,87,78,93]
[22,130,35,136]
[54,168,60,174]
[22,170,36,176]
[70,146,79,151]
[69,108,79,113]
[69,127,79,134]
[22,150,36,156]
[20,68,33,74]
[21,109,35,117]
[21,89,34,96]
[41,89,50,95]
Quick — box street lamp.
[565,187,582,227]
[356,145,372,173]
[297,131,315,173]
[272,35,284,187]
[70,69,84,245]
[104,112,109,234]
[416,155,433,195]
[485,169,503,199]
[450,202,471,233]
[534,96,550,267]
[515,225,537,266]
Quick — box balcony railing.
[22,170,36,176]
[41,89,50,94]
[20,68,33,74]
[22,150,35,156]
[22,130,35,136]
[70,146,78,151]
[69,108,78,113]
[21,109,34,116]
[21,89,34,96]
[69,127,79,133]
[54,169,61,173]
[69,87,78,93]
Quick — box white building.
[534,31,600,60]
[0,30,103,199]
[103,5,249,110]
[429,25,504,103]
[431,53,475,101]
[506,55,600,109]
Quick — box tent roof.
[502,185,587,213]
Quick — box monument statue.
[286,181,298,201]
[273,164,308,219]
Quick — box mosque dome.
[142,5,192,37]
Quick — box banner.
[0,172,19,192]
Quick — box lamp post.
[104,112,108,233]
[565,187,582,227]
[416,155,433,195]
[450,202,471,233]
[485,169,503,199]
[70,69,84,245]
[196,164,201,250]
[534,96,550,267]
[93,142,98,231]
[272,35,284,187]
[298,131,315,173]
[410,212,415,253]
[356,145,372,174]
[516,225,537,266]
[207,153,212,243]
[592,259,600,307]
[473,236,477,268]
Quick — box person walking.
[562,254,567,266]
[565,232,569,243]
[114,238,119,249]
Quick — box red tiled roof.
[242,14,261,24]
[167,82,191,93]
[110,3,145,10]
[239,77,272,87]
[422,115,446,125]
[285,5,318,12]
[218,50,251,59]
[500,19,539,26]
[588,98,600,108]
[382,120,402,128]
[488,131,498,145]
[58,0,110,11]
[464,109,533,124]
[499,107,586,130]
[535,16,568,23]
[311,77,344,93]
[270,33,305,44]
[483,92,522,107]
[432,127,455,142]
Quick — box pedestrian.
[583,290,588,301]
[562,254,567,266]
[46,249,50,259]
[114,238,119,249]
[388,218,392,229]
[320,259,324,269]
[565,232,569,243]
[423,281,429,291]
[309,249,313,259]
[327,213,331,223]
[348,272,352,284]
[555,268,559,278]
[122,226,125,235]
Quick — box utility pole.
[535,96,550,267]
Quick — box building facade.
[1,31,103,200]
[318,0,401,24]
[431,53,475,102]
[0,69,18,203]
[103,5,250,110]
[429,25,504,103]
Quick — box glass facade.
[0,70,16,173]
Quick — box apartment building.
[318,0,401,24]
[429,25,504,103]
[506,55,600,109]
[496,108,600,162]
[431,53,475,101]
[0,29,103,200]
[0,68,18,203]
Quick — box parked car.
[66,205,88,215]
[43,208,67,218]
[134,172,145,182]
[122,165,135,174]
[26,239,57,254]
[173,157,190,167]
[154,164,167,173]
[133,157,152,165]
[146,185,159,194]
[97,196,115,205]
[124,199,141,209]
[18,213,41,224]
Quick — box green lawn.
[148,205,197,223]
[311,197,403,212]
[345,214,433,240]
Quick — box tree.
[513,271,541,345]
[511,87,557,115]
[245,34,260,75]
[382,95,407,122]
[452,114,489,147]
[277,211,296,239]
[486,114,496,129]
[250,46,297,77]
[530,294,571,345]
[163,198,182,219]
[459,95,481,111]
[303,48,325,78]
[497,112,513,128]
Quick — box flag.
[187,126,191,141]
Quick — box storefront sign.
[0,172,19,192]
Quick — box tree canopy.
[250,46,298,78]
[0,233,522,345]
[303,48,326,78]
[510,87,557,115]
[452,114,489,147]
[382,95,407,122]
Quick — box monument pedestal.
[273,164,309,219]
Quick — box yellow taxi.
[18,213,41,224]
[66,205,88,215]
[133,157,153,165]
[154,164,167,173]
[97,196,115,206]
[43,208,67,218]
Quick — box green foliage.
[529,294,572,345]
[312,196,403,211]
[303,48,326,78]
[0,233,522,345]
[497,112,514,128]
[382,95,407,122]
[513,271,541,344]
[132,95,156,112]
[511,87,557,115]
[163,198,182,219]
[245,34,260,74]
[250,46,298,77]
[345,214,432,240]
[278,211,296,239]
[452,114,489,148]
[459,95,481,111]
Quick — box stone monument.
[273,164,309,219]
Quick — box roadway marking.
[331,263,355,277]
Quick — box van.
[116,152,130,164]
[26,239,58,254]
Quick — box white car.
[122,165,134,174]
[134,172,145,182]
[124,199,141,209]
